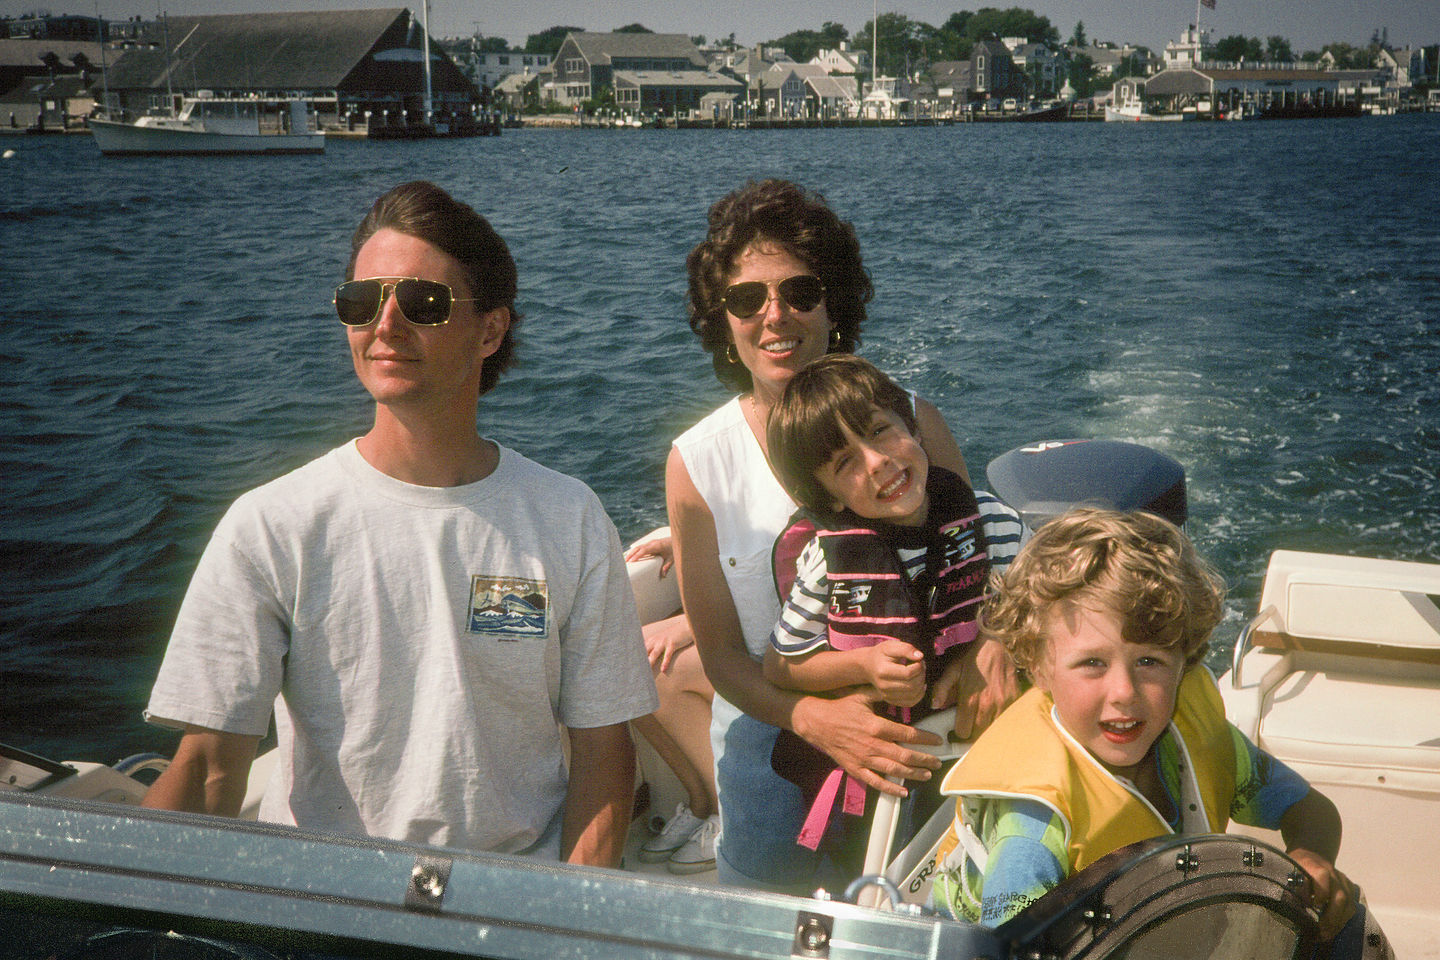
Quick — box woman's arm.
[666,447,941,796]
[913,396,971,486]
[911,395,1018,737]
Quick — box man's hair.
[348,180,519,396]
[686,179,872,392]
[767,354,917,515]
[982,508,1225,674]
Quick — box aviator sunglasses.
[721,274,825,319]
[333,277,479,327]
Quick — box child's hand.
[864,640,926,708]
[1288,847,1357,941]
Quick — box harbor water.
[2,117,1437,763]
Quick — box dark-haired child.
[762,354,1025,871]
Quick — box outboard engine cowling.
[986,439,1187,530]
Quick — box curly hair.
[685,179,872,392]
[981,508,1226,675]
[767,355,917,515]
[348,180,520,397]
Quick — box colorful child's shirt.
[932,668,1311,925]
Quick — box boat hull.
[1104,106,1186,122]
[89,118,324,156]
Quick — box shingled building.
[101,8,479,128]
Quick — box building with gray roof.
[100,8,477,127]
[549,31,707,107]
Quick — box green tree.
[964,7,1058,44]
[1265,35,1294,62]
[774,28,828,63]
[1214,34,1263,63]
[1068,52,1094,98]
[524,26,583,55]
[820,22,849,47]
[1314,41,1373,68]
[471,35,509,53]
[581,83,616,115]
[614,23,652,33]
[1069,21,1087,47]
[931,13,974,61]
[853,12,931,78]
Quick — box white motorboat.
[2,440,1432,958]
[89,96,325,156]
[1104,103,1188,122]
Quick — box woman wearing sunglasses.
[650,179,1022,893]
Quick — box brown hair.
[767,354,917,515]
[348,180,520,396]
[982,508,1225,674]
[686,179,872,392]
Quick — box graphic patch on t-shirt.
[468,575,548,639]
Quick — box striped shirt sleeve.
[770,535,832,657]
[976,491,1029,571]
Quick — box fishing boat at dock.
[88,95,325,156]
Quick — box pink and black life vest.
[771,466,992,700]
[769,468,994,854]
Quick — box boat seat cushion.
[1258,667,1440,792]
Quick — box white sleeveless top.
[673,396,797,662]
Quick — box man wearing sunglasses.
[142,181,658,868]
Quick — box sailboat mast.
[95,2,110,118]
[160,7,175,112]
[421,1,433,121]
[872,0,878,88]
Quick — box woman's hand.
[863,640,926,708]
[932,637,1021,740]
[642,613,694,674]
[1288,848,1357,941]
[791,690,943,797]
[625,534,674,577]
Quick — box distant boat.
[89,96,325,156]
[1103,102,1187,122]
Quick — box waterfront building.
[928,60,972,113]
[1004,39,1062,94]
[810,43,867,75]
[99,8,478,129]
[971,39,1023,102]
[548,32,707,107]
[1123,63,1388,116]
[2,14,104,41]
[1162,26,1207,70]
[0,37,102,129]
[461,47,551,97]
[753,62,858,117]
[614,68,743,117]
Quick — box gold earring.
[726,343,739,364]
[829,328,842,349]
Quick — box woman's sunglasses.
[721,275,825,319]
[333,277,479,327]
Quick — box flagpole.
[1194,0,1202,64]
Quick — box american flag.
[1201,0,1216,8]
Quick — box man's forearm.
[561,724,636,867]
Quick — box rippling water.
[2,117,1437,762]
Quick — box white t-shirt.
[146,440,658,857]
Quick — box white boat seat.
[1226,550,1440,794]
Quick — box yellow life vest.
[940,666,1234,873]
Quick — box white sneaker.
[639,802,704,863]
[666,814,718,874]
